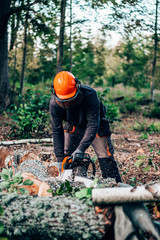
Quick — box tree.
[56,0,67,73]
[115,35,149,90]
[20,0,30,94]
[0,0,58,109]
[94,30,107,86]
[105,0,160,92]
[84,38,96,84]
[0,0,11,109]
[151,0,159,102]
[72,30,86,81]
[9,2,21,51]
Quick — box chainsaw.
[59,153,96,187]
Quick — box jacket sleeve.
[77,91,100,153]
[49,98,64,161]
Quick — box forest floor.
[0,113,160,220]
[0,113,159,185]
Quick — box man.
[49,71,121,182]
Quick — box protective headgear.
[53,71,80,101]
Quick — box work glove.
[57,162,62,172]
[72,149,83,162]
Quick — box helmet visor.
[55,89,82,109]
[55,88,79,102]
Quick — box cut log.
[0,147,10,169]
[92,182,160,205]
[0,138,53,146]
[0,193,106,240]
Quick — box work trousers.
[64,132,121,182]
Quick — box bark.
[0,0,11,109]
[12,40,17,93]
[69,0,72,72]
[92,181,160,205]
[56,0,67,73]
[151,0,158,103]
[20,0,29,94]
[9,10,21,51]
[0,193,105,240]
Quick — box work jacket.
[49,85,110,160]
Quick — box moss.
[44,203,51,210]
[2,193,18,206]
[41,220,49,228]
[1,194,104,240]
[14,228,22,236]
[47,210,55,218]
[83,233,91,239]
[36,201,44,209]
[35,209,45,218]
[10,216,18,225]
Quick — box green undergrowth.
[6,88,51,139]
[104,84,160,118]
[133,120,160,134]
[0,168,33,194]
[2,84,160,139]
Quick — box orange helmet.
[53,71,77,100]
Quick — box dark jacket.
[49,85,110,159]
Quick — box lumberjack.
[50,71,121,182]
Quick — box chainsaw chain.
[72,166,76,182]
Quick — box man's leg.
[64,132,82,156]
[91,136,122,183]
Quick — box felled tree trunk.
[92,182,160,205]
[0,193,106,240]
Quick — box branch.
[0,138,53,146]
[9,0,42,16]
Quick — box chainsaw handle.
[61,156,72,172]
[62,153,96,177]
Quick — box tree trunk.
[151,0,158,103]
[56,0,67,73]
[20,0,29,94]
[0,0,11,109]
[12,40,17,93]
[92,182,160,205]
[69,0,72,72]
[0,193,105,240]
[9,11,21,51]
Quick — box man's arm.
[77,90,100,153]
[49,97,64,162]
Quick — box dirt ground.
[0,114,160,220]
[0,114,159,184]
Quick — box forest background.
[0,0,159,140]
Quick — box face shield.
[55,89,83,109]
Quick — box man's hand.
[72,149,83,162]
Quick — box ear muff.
[75,77,81,90]
[51,83,55,94]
